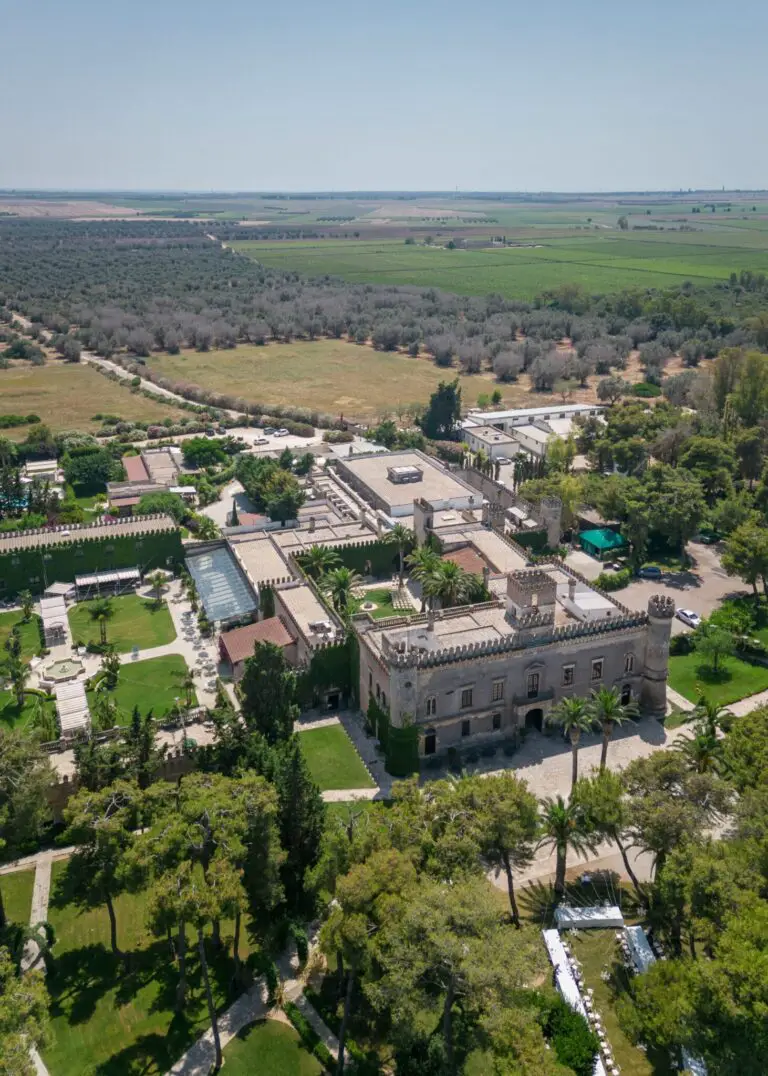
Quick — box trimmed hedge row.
[284,1001,335,1071]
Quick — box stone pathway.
[21,852,53,974]
[165,939,339,1075]
[295,715,342,732]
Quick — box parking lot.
[617,542,744,632]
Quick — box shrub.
[670,633,694,656]
[631,381,663,398]
[544,995,600,1076]
[322,429,354,444]
[290,922,309,964]
[594,567,631,590]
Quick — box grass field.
[298,724,375,791]
[0,690,56,731]
[1,868,34,926]
[667,652,768,705]
[44,860,239,1076]
[0,361,184,436]
[68,595,176,653]
[221,1020,322,1076]
[233,228,768,300]
[569,931,674,1076]
[147,340,546,419]
[0,611,41,668]
[87,654,195,720]
[351,587,411,619]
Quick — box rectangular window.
[492,680,504,702]
[461,687,473,709]
[368,671,373,690]
[527,673,540,698]
[461,719,471,738]
[376,684,381,700]
[426,696,436,717]
[492,712,502,731]
[381,693,387,709]
[624,653,634,673]
[591,659,604,682]
[562,665,575,687]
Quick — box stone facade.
[357,583,671,759]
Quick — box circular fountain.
[43,658,85,683]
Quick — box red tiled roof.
[122,455,150,483]
[441,545,489,577]
[219,617,296,664]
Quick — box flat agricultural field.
[233,227,768,300]
[0,361,185,435]
[147,340,549,420]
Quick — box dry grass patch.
[0,360,185,435]
[147,340,568,420]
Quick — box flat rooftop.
[514,424,550,444]
[229,534,292,586]
[0,514,177,553]
[278,583,340,645]
[466,425,516,446]
[466,403,603,424]
[363,563,628,655]
[439,528,528,575]
[338,451,476,513]
[272,521,373,552]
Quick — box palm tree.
[18,590,34,622]
[146,571,166,607]
[88,598,114,647]
[385,524,414,588]
[406,546,442,611]
[588,686,637,771]
[321,567,362,614]
[303,544,341,580]
[424,560,472,609]
[548,696,595,790]
[181,671,196,709]
[30,696,57,742]
[692,695,733,736]
[538,796,596,900]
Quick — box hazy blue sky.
[3,0,766,192]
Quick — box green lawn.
[68,594,176,653]
[569,930,675,1076]
[221,1019,322,1076]
[44,860,246,1076]
[87,654,196,721]
[667,652,768,705]
[351,587,411,620]
[0,690,56,732]
[0,868,34,926]
[298,725,375,791]
[0,611,42,668]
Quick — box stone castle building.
[356,564,674,759]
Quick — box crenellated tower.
[640,593,675,717]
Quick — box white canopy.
[542,930,607,1076]
[624,925,656,975]
[555,904,625,930]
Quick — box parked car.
[495,456,513,465]
[263,426,276,434]
[639,565,663,579]
[274,428,290,436]
[676,608,701,629]
[254,437,269,445]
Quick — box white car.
[254,437,269,445]
[274,428,290,437]
[676,609,701,629]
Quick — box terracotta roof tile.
[219,617,296,664]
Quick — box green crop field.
[232,218,768,300]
